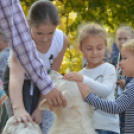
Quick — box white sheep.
[40,70,96,134]
[2,116,42,134]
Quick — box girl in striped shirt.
[78,39,134,134]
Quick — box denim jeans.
[96,129,118,134]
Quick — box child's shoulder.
[125,78,134,89]
[96,62,115,71]
[98,62,116,74]
[79,62,115,74]
[103,62,115,69]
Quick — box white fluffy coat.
[2,116,42,134]
[40,70,96,134]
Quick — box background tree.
[20,0,134,74]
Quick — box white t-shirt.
[37,29,63,72]
[8,29,64,79]
[79,62,120,133]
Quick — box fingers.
[45,87,67,110]
[63,72,75,80]
[21,116,28,128]
[27,116,35,127]
[47,99,53,111]
[52,91,66,107]
[60,93,67,108]
[63,75,72,80]
[13,116,21,124]
[54,97,62,107]
[52,99,58,107]
[77,82,91,100]
[14,115,34,128]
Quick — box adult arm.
[0,0,66,110]
[9,52,33,126]
[82,65,116,98]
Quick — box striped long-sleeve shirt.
[86,78,134,134]
[0,0,54,95]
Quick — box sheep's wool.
[40,70,96,134]
[2,116,42,134]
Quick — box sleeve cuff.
[41,82,55,95]
[85,93,95,103]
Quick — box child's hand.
[117,79,126,89]
[13,108,34,127]
[63,72,83,82]
[31,108,43,125]
[77,82,91,100]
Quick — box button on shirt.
[0,0,54,95]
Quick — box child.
[78,39,134,134]
[63,23,120,134]
[2,0,68,134]
[115,26,133,91]
[114,26,133,134]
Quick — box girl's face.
[116,30,132,50]
[30,24,56,47]
[80,35,106,69]
[120,49,134,77]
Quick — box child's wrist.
[13,105,24,111]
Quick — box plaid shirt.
[0,0,54,95]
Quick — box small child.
[114,26,133,134]
[115,26,133,93]
[63,23,120,134]
[78,39,134,134]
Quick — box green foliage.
[21,0,134,74]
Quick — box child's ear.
[39,99,49,110]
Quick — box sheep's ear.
[39,99,49,110]
[49,70,63,83]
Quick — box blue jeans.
[96,129,118,134]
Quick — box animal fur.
[40,70,96,134]
[2,116,42,134]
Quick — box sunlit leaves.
[21,0,134,74]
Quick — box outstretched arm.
[78,82,134,114]
[0,0,66,110]
[9,53,33,127]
